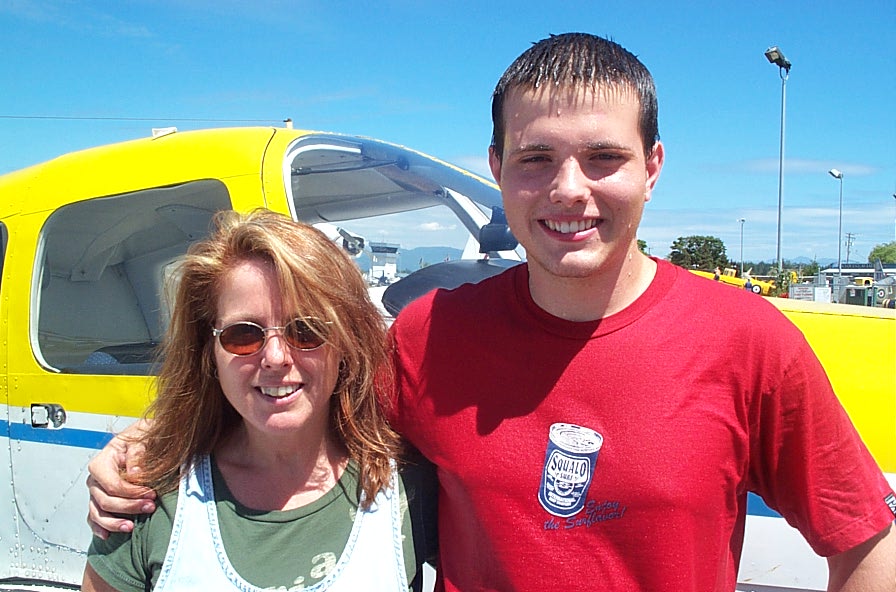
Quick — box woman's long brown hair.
[135,209,400,508]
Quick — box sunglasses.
[212,318,330,356]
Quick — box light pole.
[828,169,844,281]
[739,218,746,277]
[765,46,791,273]
[892,192,896,242]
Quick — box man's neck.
[527,253,657,322]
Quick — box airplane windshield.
[284,134,521,316]
[285,134,504,249]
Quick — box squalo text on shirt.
[544,499,627,531]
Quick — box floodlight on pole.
[739,218,746,277]
[828,168,844,280]
[764,46,792,71]
[765,46,791,273]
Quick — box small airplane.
[0,125,892,591]
[691,267,776,295]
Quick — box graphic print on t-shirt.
[538,423,603,517]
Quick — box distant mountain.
[352,246,463,274]
[352,249,840,275]
[397,246,464,272]
[791,256,837,267]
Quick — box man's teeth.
[544,219,597,234]
[260,386,299,399]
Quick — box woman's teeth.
[259,386,299,399]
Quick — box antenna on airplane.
[151,127,177,138]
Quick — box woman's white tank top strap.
[154,455,409,591]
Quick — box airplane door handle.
[31,404,67,429]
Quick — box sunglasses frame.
[212,317,330,356]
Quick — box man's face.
[489,86,663,283]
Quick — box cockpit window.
[35,180,232,375]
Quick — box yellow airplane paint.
[771,298,895,474]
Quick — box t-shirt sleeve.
[747,334,895,557]
[87,524,152,592]
[86,495,175,591]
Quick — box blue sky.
[2,0,894,263]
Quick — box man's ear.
[644,141,665,202]
[488,145,502,185]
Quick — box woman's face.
[212,258,340,441]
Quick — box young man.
[387,33,894,590]
[89,33,894,591]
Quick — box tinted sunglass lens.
[285,319,326,350]
[220,323,265,355]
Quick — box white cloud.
[640,200,895,263]
[4,1,154,38]
[419,222,456,232]
[738,158,879,176]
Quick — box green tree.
[740,260,766,276]
[637,239,649,255]
[798,259,820,278]
[772,268,790,297]
[868,241,896,263]
[667,235,730,270]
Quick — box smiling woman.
[81,209,437,592]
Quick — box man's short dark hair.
[491,33,659,158]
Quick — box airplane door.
[0,220,20,580]
[4,180,233,585]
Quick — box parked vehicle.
[691,267,775,295]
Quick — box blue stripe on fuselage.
[1,420,114,449]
